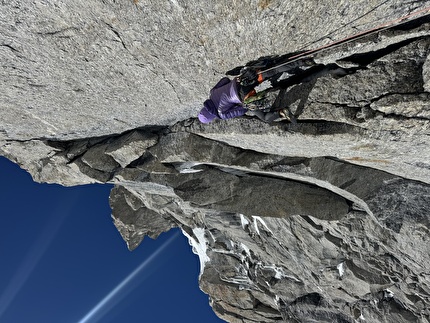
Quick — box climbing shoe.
[278,108,297,123]
[278,108,291,121]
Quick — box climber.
[198,58,353,124]
[197,73,290,124]
[197,52,321,124]
[197,55,301,124]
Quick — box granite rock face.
[1,1,430,322]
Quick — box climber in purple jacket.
[198,53,305,123]
[198,77,248,123]
[198,55,351,123]
[198,64,292,123]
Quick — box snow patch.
[269,265,284,279]
[182,227,210,276]
[240,214,250,229]
[252,216,273,235]
[240,242,251,259]
[257,263,286,280]
[337,262,345,278]
[174,162,202,174]
[213,241,251,265]
[384,288,394,298]
[219,275,256,291]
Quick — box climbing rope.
[257,6,430,77]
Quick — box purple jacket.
[198,77,248,123]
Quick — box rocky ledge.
[1,1,430,322]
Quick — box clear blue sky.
[0,156,224,323]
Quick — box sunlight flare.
[0,195,76,319]
[78,231,180,323]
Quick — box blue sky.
[0,156,224,323]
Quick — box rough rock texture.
[1,1,430,322]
